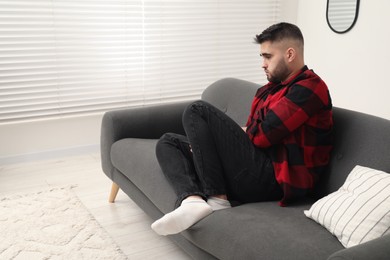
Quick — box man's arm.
[251,82,330,148]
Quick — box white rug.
[0,186,127,260]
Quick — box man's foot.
[151,197,213,236]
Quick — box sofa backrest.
[202,78,390,198]
[202,78,258,126]
[316,107,390,197]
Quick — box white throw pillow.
[304,165,390,248]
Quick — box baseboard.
[0,144,100,165]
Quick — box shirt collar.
[280,65,308,86]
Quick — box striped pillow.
[304,165,390,248]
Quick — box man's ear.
[286,47,296,62]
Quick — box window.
[0,0,280,124]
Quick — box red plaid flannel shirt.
[246,66,333,206]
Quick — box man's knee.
[186,100,205,112]
[157,133,178,147]
[156,133,175,156]
[156,133,187,150]
[183,100,209,122]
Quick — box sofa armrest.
[327,234,390,260]
[100,101,192,178]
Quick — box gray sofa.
[101,78,390,260]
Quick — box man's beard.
[266,59,290,83]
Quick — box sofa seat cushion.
[184,201,344,260]
[110,138,178,214]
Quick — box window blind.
[0,0,280,124]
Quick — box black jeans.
[156,100,282,207]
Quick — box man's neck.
[281,65,306,84]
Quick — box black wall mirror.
[326,0,360,33]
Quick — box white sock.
[151,198,213,236]
[207,197,231,211]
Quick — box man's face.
[260,41,290,83]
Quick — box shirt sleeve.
[252,79,330,148]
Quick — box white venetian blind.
[0,0,280,124]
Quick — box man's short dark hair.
[255,22,304,45]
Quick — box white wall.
[296,0,390,120]
[280,0,299,24]
[0,115,102,163]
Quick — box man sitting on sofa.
[151,22,333,236]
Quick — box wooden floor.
[0,153,191,260]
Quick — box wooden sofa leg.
[109,182,120,203]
